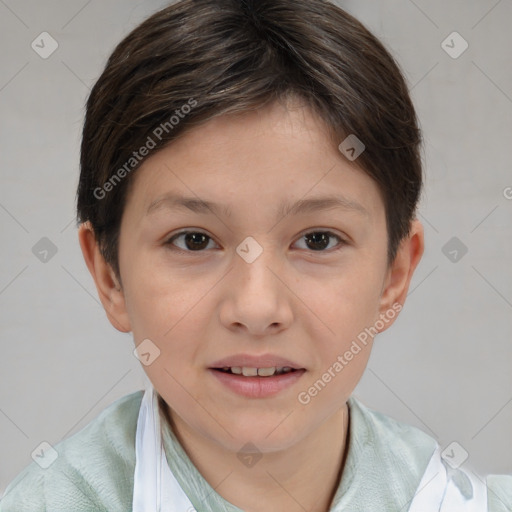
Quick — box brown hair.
[76,0,423,281]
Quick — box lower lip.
[209,369,306,398]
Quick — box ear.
[376,219,424,332]
[77,221,131,333]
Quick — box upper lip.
[209,353,304,370]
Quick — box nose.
[218,244,294,337]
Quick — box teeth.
[224,366,295,377]
[257,367,276,377]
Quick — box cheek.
[307,260,384,339]
[123,252,202,338]
[297,300,376,414]
[124,257,217,389]
[296,255,384,392]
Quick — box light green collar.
[159,396,436,511]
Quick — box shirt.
[1,389,511,511]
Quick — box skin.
[79,97,424,512]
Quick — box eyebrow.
[145,192,368,220]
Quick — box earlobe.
[377,219,424,328]
[77,222,132,333]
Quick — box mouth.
[209,367,305,398]
[212,366,299,377]
[208,354,306,397]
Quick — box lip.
[209,353,304,370]
[208,367,306,399]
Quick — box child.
[1,0,510,510]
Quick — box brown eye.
[295,231,344,252]
[166,231,217,251]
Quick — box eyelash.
[164,229,347,254]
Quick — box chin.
[218,415,309,453]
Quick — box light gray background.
[1,0,511,496]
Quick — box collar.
[157,392,436,511]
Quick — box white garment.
[132,385,488,512]
[408,443,488,511]
[132,384,196,512]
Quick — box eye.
[165,229,346,253]
[165,230,219,252]
[293,231,345,252]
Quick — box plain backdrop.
[1,0,511,496]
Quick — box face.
[87,98,417,455]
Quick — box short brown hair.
[76,0,423,281]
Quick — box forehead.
[123,99,384,222]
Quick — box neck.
[163,400,350,512]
